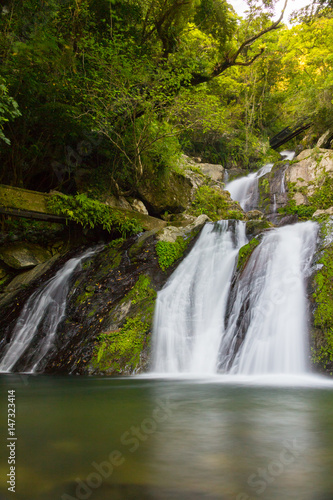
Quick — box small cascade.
[226,163,274,211]
[273,194,277,213]
[280,150,296,161]
[152,221,318,376]
[152,221,247,374]
[281,171,286,194]
[0,247,96,373]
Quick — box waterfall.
[152,221,318,375]
[220,222,317,374]
[152,221,247,374]
[226,151,295,212]
[0,247,96,373]
[226,163,274,211]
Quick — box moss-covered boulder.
[137,169,193,215]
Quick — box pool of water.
[1,374,333,500]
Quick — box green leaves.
[47,192,142,236]
[0,77,21,145]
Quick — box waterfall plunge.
[152,221,318,376]
[152,221,247,374]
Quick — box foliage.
[47,193,142,236]
[312,245,333,371]
[278,174,333,220]
[0,77,20,145]
[127,275,157,305]
[156,237,189,271]
[237,238,260,271]
[190,186,245,221]
[309,175,333,209]
[93,317,148,373]
[91,272,157,373]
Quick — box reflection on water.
[1,375,333,500]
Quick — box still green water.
[1,374,333,500]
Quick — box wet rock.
[0,242,52,269]
[3,255,60,294]
[246,209,264,220]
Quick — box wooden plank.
[0,207,66,223]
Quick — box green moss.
[309,175,333,210]
[311,244,333,372]
[91,273,158,373]
[76,290,94,305]
[190,186,245,221]
[237,238,260,271]
[127,275,157,304]
[91,317,149,373]
[156,237,189,271]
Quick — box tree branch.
[190,0,288,85]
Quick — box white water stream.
[0,247,96,373]
[152,221,247,374]
[226,150,296,211]
[152,220,318,376]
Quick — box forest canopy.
[0,0,332,196]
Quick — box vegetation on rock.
[237,238,260,271]
[156,237,189,271]
[189,186,245,221]
[48,193,142,236]
[312,243,333,372]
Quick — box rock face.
[0,242,52,269]
[137,169,193,215]
[0,222,204,375]
[136,155,227,216]
[286,149,333,205]
[309,217,333,374]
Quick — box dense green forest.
[0,0,332,199]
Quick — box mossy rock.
[189,186,245,221]
[311,236,333,373]
[237,238,260,272]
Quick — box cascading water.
[152,221,247,374]
[0,247,96,373]
[226,163,274,211]
[219,221,318,374]
[152,221,318,376]
[226,150,296,212]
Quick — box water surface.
[1,375,333,500]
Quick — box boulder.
[157,215,210,243]
[129,198,148,215]
[0,243,52,269]
[286,149,333,205]
[197,162,224,182]
[137,169,193,215]
[4,255,59,293]
[317,128,333,149]
[313,207,333,218]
